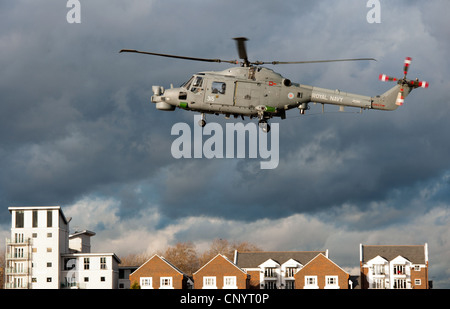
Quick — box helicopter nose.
[162,88,179,104]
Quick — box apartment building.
[4,206,120,289]
[360,243,429,289]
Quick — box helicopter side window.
[211,82,226,94]
[191,76,203,93]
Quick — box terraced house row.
[4,206,431,289]
[129,244,430,289]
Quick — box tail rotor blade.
[409,80,429,88]
[379,74,397,82]
[403,57,412,77]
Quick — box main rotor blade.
[253,58,377,65]
[233,37,250,66]
[119,49,238,64]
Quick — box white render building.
[5,206,121,289]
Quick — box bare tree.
[199,238,263,266]
[0,249,5,289]
[118,239,263,278]
[159,241,200,276]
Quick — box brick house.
[234,250,327,289]
[294,253,350,289]
[193,254,249,289]
[359,243,430,289]
[129,254,193,289]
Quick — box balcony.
[5,267,30,275]
[6,238,32,245]
[6,252,32,260]
[4,282,30,289]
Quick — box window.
[140,277,153,289]
[47,262,52,267]
[223,276,237,289]
[373,264,385,275]
[285,267,297,277]
[373,278,385,289]
[203,276,217,289]
[160,277,173,289]
[414,265,421,271]
[304,276,318,289]
[285,280,295,289]
[47,210,52,227]
[393,264,405,275]
[33,210,38,227]
[211,81,226,94]
[182,76,194,90]
[15,211,24,228]
[393,278,406,289]
[325,276,339,289]
[14,233,24,243]
[191,76,203,93]
[84,258,90,270]
[415,279,422,286]
[47,277,52,283]
[101,277,106,282]
[84,277,89,282]
[264,281,277,289]
[100,257,107,269]
[264,267,276,278]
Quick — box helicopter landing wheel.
[258,120,270,133]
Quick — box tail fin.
[372,84,412,111]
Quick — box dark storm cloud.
[1,0,449,221]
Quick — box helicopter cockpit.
[182,75,204,93]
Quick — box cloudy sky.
[1,0,450,288]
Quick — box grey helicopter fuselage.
[151,65,410,126]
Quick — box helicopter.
[120,37,429,133]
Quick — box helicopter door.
[188,75,206,104]
[234,81,260,107]
[205,80,234,105]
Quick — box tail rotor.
[379,57,429,106]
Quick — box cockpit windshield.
[181,75,203,93]
[181,76,194,90]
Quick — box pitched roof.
[130,254,189,277]
[361,244,427,264]
[193,254,247,275]
[234,251,326,268]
